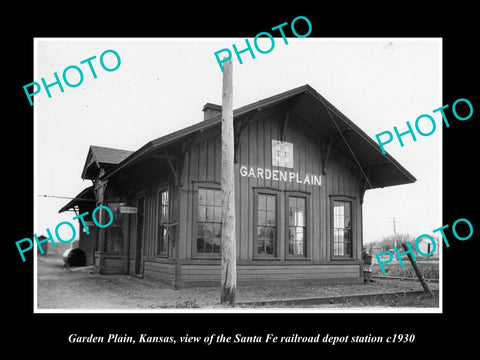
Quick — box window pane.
[258,211,267,226]
[288,226,295,241]
[266,210,276,225]
[198,205,206,222]
[289,197,297,212]
[296,210,305,226]
[287,196,307,257]
[197,188,222,255]
[212,238,220,253]
[256,193,277,256]
[213,223,221,238]
[197,238,205,253]
[258,195,267,210]
[198,189,207,205]
[265,239,274,254]
[205,206,213,221]
[288,228,304,256]
[197,223,205,237]
[161,190,168,206]
[336,228,344,243]
[257,240,265,254]
[334,239,341,256]
[206,189,214,205]
[204,223,213,237]
[333,201,352,257]
[157,226,168,255]
[214,190,222,206]
[344,202,350,218]
[257,226,265,239]
[296,227,304,241]
[205,238,213,253]
[214,206,222,223]
[266,195,275,210]
[295,242,304,255]
[296,197,305,211]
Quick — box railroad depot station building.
[59,84,415,288]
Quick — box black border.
[7,6,478,355]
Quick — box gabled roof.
[81,145,133,180]
[101,84,416,189]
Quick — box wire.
[37,194,96,201]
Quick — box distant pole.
[390,217,398,247]
[220,58,236,305]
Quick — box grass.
[372,260,439,280]
[37,255,439,310]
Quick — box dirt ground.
[36,255,440,310]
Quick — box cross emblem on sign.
[272,140,294,168]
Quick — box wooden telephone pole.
[220,58,236,305]
[401,243,435,298]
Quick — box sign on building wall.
[239,140,321,186]
[120,206,137,214]
[272,140,294,168]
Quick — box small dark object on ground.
[63,248,86,267]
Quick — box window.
[333,200,352,257]
[256,192,277,256]
[196,188,222,255]
[287,196,306,257]
[157,189,169,256]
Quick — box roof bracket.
[280,111,290,141]
[234,113,254,163]
[323,105,374,190]
[163,149,180,187]
[322,130,350,175]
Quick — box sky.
[34,38,442,244]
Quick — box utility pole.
[389,217,398,247]
[220,58,236,306]
[401,243,435,298]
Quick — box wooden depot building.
[59,84,415,288]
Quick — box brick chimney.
[202,103,222,121]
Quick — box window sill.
[331,257,355,261]
[191,254,221,260]
[253,256,280,260]
[285,256,309,261]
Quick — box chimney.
[202,103,222,121]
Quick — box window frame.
[155,187,170,258]
[253,188,280,259]
[330,195,356,260]
[285,191,310,260]
[192,182,222,259]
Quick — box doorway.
[134,197,145,275]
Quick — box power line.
[37,194,95,202]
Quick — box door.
[135,197,145,274]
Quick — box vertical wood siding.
[178,108,363,264]
[111,107,364,285]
